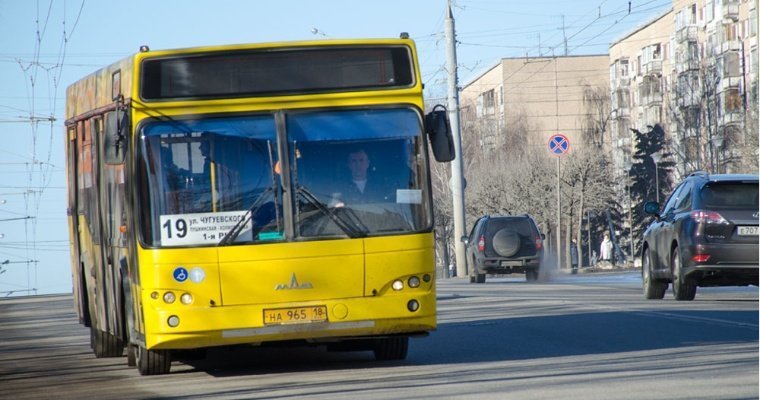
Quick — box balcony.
[676,25,698,43]
[717,40,741,55]
[717,76,742,93]
[676,58,699,74]
[718,111,743,128]
[722,2,740,22]
[678,92,700,108]
[642,92,663,106]
[614,76,630,89]
[614,82,630,94]
[643,59,663,76]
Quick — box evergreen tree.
[629,124,676,246]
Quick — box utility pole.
[445,0,467,278]
[554,55,562,270]
[561,14,568,56]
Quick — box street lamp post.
[651,151,662,203]
[711,135,724,173]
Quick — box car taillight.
[691,210,728,225]
[692,254,711,262]
[535,236,542,250]
[477,235,485,251]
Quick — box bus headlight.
[180,293,193,305]
[408,276,421,288]
[392,280,404,291]
[163,291,176,304]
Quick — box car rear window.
[485,218,535,237]
[700,182,759,209]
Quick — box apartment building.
[459,55,609,153]
[610,0,758,178]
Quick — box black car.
[640,172,759,300]
[462,214,544,283]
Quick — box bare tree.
[560,146,615,268]
[581,84,612,149]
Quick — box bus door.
[99,112,129,340]
[67,124,88,325]
[76,118,110,332]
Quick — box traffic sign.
[548,134,570,156]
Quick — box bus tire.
[373,336,409,361]
[91,327,125,358]
[137,346,171,375]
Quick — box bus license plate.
[263,306,328,325]
[737,226,759,236]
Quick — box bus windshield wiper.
[218,187,273,246]
[296,186,367,238]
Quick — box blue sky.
[0,0,671,295]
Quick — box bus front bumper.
[142,291,436,350]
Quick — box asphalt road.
[1,271,757,399]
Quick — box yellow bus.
[65,36,454,375]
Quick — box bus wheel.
[373,336,408,361]
[91,327,125,358]
[136,346,171,375]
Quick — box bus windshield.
[138,115,282,247]
[137,108,431,247]
[289,108,430,238]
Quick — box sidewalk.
[573,260,640,274]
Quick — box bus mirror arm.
[425,105,455,163]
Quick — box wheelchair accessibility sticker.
[173,267,189,282]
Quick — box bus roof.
[66,38,419,122]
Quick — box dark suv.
[641,172,759,301]
[463,215,544,283]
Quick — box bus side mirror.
[104,109,128,164]
[425,105,455,162]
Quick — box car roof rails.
[688,170,709,179]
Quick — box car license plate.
[737,226,759,236]
[263,306,328,325]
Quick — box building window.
[725,88,742,111]
[723,52,740,77]
[482,89,495,115]
[620,58,629,77]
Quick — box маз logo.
[275,273,314,290]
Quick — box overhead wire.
[6,0,84,295]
